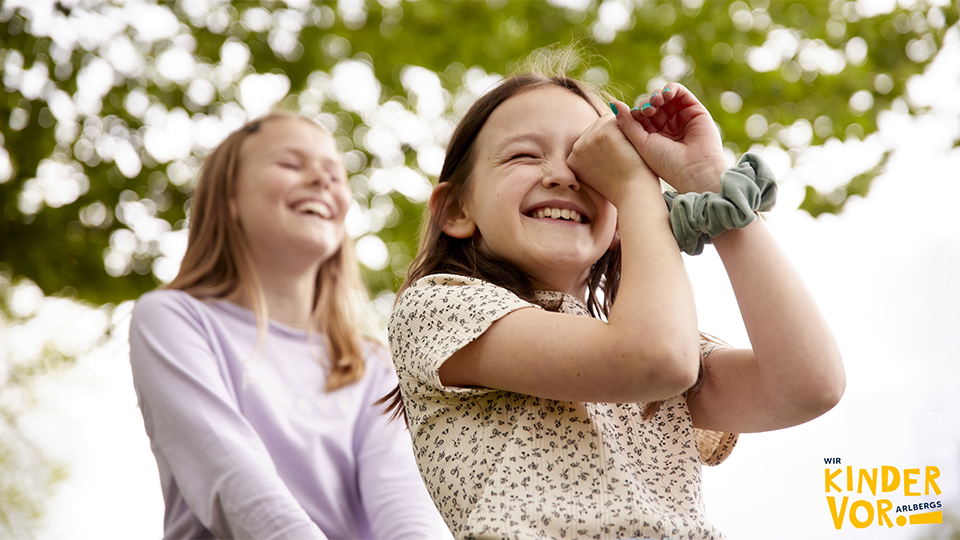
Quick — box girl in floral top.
[382,51,844,540]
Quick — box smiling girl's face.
[442,86,619,297]
[231,117,352,269]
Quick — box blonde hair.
[166,111,366,391]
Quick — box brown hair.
[408,74,621,311]
[381,47,710,421]
[166,111,366,391]
[380,52,639,419]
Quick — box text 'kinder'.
[824,466,941,529]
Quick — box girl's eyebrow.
[267,146,302,159]
[494,132,548,154]
[271,146,308,156]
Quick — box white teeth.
[531,207,582,223]
[294,200,332,219]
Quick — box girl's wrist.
[662,153,778,255]
[675,162,726,194]
[711,215,762,249]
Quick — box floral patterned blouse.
[388,274,737,540]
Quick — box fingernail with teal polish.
[663,86,671,93]
[631,107,640,111]
[641,103,652,110]
[651,91,658,97]
[609,102,618,115]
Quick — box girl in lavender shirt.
[129,111,449,540]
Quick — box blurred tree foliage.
[0,0,957,535]
[2,0,958,305]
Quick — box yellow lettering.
[850,500,874,529]
[910,510,943,525]
[881,466,900,493]
[825,468,843,493]
[904,468,920,496]
[858,468,878,496]
[925,466,942,496]
[877,499,893,527]
[847,466,853,491]
[827,496,849,530]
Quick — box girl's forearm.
[712,218,845,421]
[608,180,700,386]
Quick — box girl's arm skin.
[438,114,701,404]
[614,85,845,433]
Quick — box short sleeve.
[388,274,536,396]
[693,339,739,466]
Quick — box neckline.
[419,273,591,314]
[533,289,589,313]
[210,298,313,338]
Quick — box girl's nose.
[542,160,580,191]
[306,164,333,188]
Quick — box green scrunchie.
[662,153,777,255]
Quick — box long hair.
[405,72,621,315]
[166,111,366,391]
[380,49,644,419]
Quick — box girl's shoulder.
[404,274,588,317]
[131,289,248,338]
[409,273,497,289]
[397,273,534,313]
[136,287,196,305]
[132,289,208,322]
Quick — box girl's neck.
[529,272,590,304]
[232,257,321,329]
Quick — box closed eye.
[278,161,300,170]
[509,153,539,161]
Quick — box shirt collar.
[533,290,590,316]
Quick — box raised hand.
[567,112,658,208]
[618,84,727,194]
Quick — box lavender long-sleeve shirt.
[129,290,449,540]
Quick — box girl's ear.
[430,183,476,239]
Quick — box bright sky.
[21,16,960,540]
[696,28,960,538]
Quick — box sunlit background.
[1,0,959,538]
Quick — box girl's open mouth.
[526,207,588,224]
[292,200,333,219]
